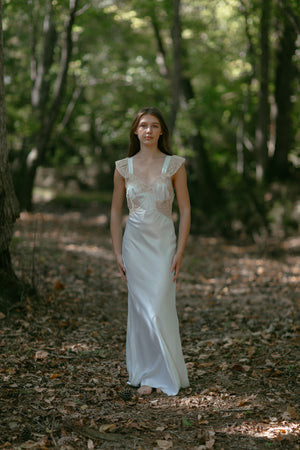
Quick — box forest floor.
[1,206,300,449]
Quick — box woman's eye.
[139,124,159,129]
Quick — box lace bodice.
[116,155,185,218]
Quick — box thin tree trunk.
[271,12,297,179]
[19,0,79,211]
[168,0,181,138]
[0,0,23,310]
[255,0,271,183]
[275,0,300,34]
[150,2,220,212]
[150,10,170,78]
[181,76,220,211]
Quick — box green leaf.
[182,418,192,427]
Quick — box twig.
[217,408,253,413]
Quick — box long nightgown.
[115,154,189,396]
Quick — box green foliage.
[2,0,300,234]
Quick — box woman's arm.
[171,164,191,281]
[110,168,127,281]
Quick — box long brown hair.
[128,107,172,157]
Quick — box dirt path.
[1,210,299,449]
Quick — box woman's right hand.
[116,254,127,281]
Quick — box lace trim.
[166,155,185,177]
[116,155,184,179]
[115,158,128,178]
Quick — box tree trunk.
[0,0,23,311]
[150,2,220,213]
[18,0,79,211]
[270,11,297,179]
[255,0,271,183]
[168,0,181,138]
[181,76,220,212]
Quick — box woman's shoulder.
[170,154,185,164]
[167,155,185,176]
[115,157,129,178]
[115,157,128,165]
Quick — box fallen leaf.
[64,401,77,408]
[35,350,49,360]
[18,436,48,448]
[271,352,281,359]
[54,281,65,291]
[99,423,117,432]
[282,406,299,420]
[247,346,256,357]
[80,404,88,411]
[182,418,192,427]
[50,373,60,379]
[87,439,94,449]
[231,364,245,372]
[156,440,173,449]
[197,429,215,449]
[206,430,216,449]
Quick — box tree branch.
[149,9,170,78]
[31,0,57,110]
[276,0,300,34]
[58,84,82,131]
[169,0,182,137]
[240,0,257,72]
[51,0,79,122]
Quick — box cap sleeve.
[167,155,185,177]
[115,158,128,178]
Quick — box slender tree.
[0,0,23,311]
[18,0,79,210]
[271,5,298,179]
[255,0,271,183]
[149,0,220,212]
[168,0,182,138]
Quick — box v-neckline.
[129,155,170,180]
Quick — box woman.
[110,107,190,396]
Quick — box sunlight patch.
[64,243,114,261]
[219,420,300,439]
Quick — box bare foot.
[156,388,163,394]
[137,385,152,395]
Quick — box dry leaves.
[0,212,299,449]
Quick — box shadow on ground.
[0,210,299,449]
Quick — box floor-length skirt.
[122,208,189,396]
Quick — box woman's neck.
[136,146,164,159]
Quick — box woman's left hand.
[171,252,182,282]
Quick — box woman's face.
[135,114,162,147]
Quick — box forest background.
[0,2,300,448]
[2,0,300,235]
